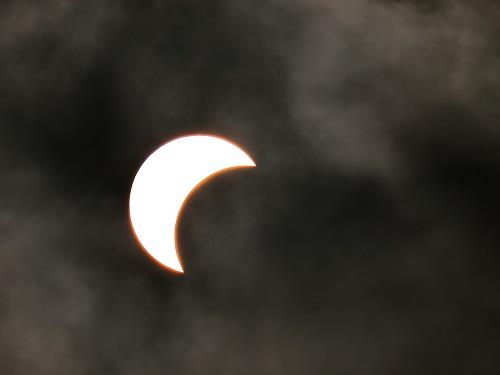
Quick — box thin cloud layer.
[1,0,499,373]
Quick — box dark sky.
[1,0,500,373]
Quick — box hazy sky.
[1,0,500,374]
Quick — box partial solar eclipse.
[129,135,256,273]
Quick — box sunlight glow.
[129,135,255,273]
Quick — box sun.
[129,135,255,273]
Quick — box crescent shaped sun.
[129,135,256,274]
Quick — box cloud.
[1,0,499,373]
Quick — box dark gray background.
[1,0,500,373]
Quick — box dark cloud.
[1,0,500,373]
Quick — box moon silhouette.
[129,135,256,273]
